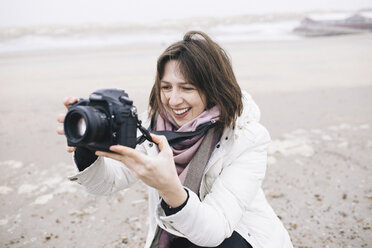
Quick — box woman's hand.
[56,96,78,153]
[96,134,188,207]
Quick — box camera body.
[64,89,138,151]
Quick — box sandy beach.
[0,33,371,247]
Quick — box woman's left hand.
[96,134,187,207]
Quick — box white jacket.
[69,92,293,248]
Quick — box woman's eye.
[183,87,195,91]
[161,85,171,90]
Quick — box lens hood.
[64,105,108,145]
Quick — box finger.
[57,113,66,123]
[66,146,76,153]
[56,126,65,135]
[62,97,71,108]
[150,134,170,152]
[109,145,134,155]
[109,145,145,161]
[63,96,78,109]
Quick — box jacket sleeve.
[155,122,270,246]
[67,146,146,195]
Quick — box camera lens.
[64,106,109,144]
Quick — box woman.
[57,31,293,248]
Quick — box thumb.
[150,134,171,152]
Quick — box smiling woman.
[57,31,294,248]
[159,61,207,127]
[149,31,243,131]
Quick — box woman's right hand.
[56,96,78,153]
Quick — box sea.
[0,0,371,54]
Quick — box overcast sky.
[1,0,372,26]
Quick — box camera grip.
[118,117,137,148]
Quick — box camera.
[64,89,144,151]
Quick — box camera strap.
[136,120,217,147]
[152,120,217,146]
[135,113,217,147]
[136,121,153,145]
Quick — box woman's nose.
[168,90,183,106]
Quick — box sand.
[0,33,371,247]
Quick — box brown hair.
[149,31,242,130]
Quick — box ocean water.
[1,0,371,54]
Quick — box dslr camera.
[64,89,151,151]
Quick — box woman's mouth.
[173,107,190,117]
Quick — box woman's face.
[160,60,206,127]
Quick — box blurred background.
[1,0,372,247]
[1,0,372,53]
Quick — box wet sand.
[0,33,371,247]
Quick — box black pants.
[171,231,253,248]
